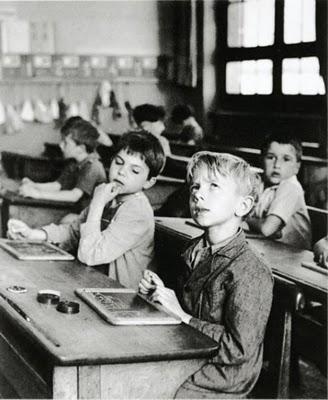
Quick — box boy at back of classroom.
[8,130,166,289]
[133,103,171,156]
[19,117,107,219]
[245,132,312,249]
[139,151,273,398]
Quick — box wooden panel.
[79,365,101,399]
[0,332,50,398]
[99,359,205,399]
[53,366,77,399]
[0,248,218,365]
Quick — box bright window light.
[284,0,316,44]
[282,57,325,95]
[226,59,273,94]
[227,0,275,48]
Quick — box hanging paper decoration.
[34,99,52,123]
[21,99,35,122]
[50,98,59,120]
[5,104,24,134]
[78,100,90,121]
[66,102,79,118]
[0,101,6,125]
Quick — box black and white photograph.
[0,0,326,399]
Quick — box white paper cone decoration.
[0,101,6,125]
[67,102,79,118]
[50,98,59,120]
[34,99,52,123]
[78,100,90,121]
[5,104,24,134]
[99,80,112,107]
[21,99,34,122]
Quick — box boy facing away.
[245,132,312,249]
[8,130,166,289]
[19,117,107,214]
[139,151,273,398]
[133,103,171,156]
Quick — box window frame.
[215,0,327,115]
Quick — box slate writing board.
[75,288,181,325]
[0,239,75,261]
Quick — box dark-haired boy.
[19,118,106,214]
[9,130,166,289]
[133,103,171,155]
[246,132,311,249]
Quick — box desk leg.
[53,366,78,399]
[1,200,9,238]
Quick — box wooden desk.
[155,217,328,303]
[0,248,218,399]
[0,190,76,237]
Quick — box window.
[224,0,325,99]
[215,0,327,153]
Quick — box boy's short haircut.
[61,119,100,154]
[187,151,261,204]
[261,132,303,161]
[60,116,83,135]
[171,104,194,124]
[133,104,165,125]
[113,130,166,178]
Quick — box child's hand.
[150,285,191,324]
[7,219,34,240]
[19,185,39,198]
[91,182,122,205]
[138,270,164,295]
[313,237,328,268]
[21,177,34,186]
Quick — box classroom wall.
[0,1,190,153]
[1,1,173,55]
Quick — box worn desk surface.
[155,217,328,302]
[0,247,217,366]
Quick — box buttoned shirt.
[254,175,311,249]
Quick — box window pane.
[243,0,258,47]
[302,0,316,42]
[284,0,316,44]
[226,61,242,94]
[282,57,326,95]
[228,0,275,48]
[227,3,243,47]
[226,59,273,95]
[256,59,273,94]
[241,60,257,94]
[258,0,275,46]
[284,0,302,44]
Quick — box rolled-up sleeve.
[78,202,151,266]
[42,209,88,252]
[189,270,273,365]
[267,180,300,225]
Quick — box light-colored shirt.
[254,175,312,249]
[42,192,155,289]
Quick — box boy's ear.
[143,177,157,190]
[235,195,254,218]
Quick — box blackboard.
[75,288,181,325]
[0,239,74,261]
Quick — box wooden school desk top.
[0,247,218,366]
[155,217,328,301]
